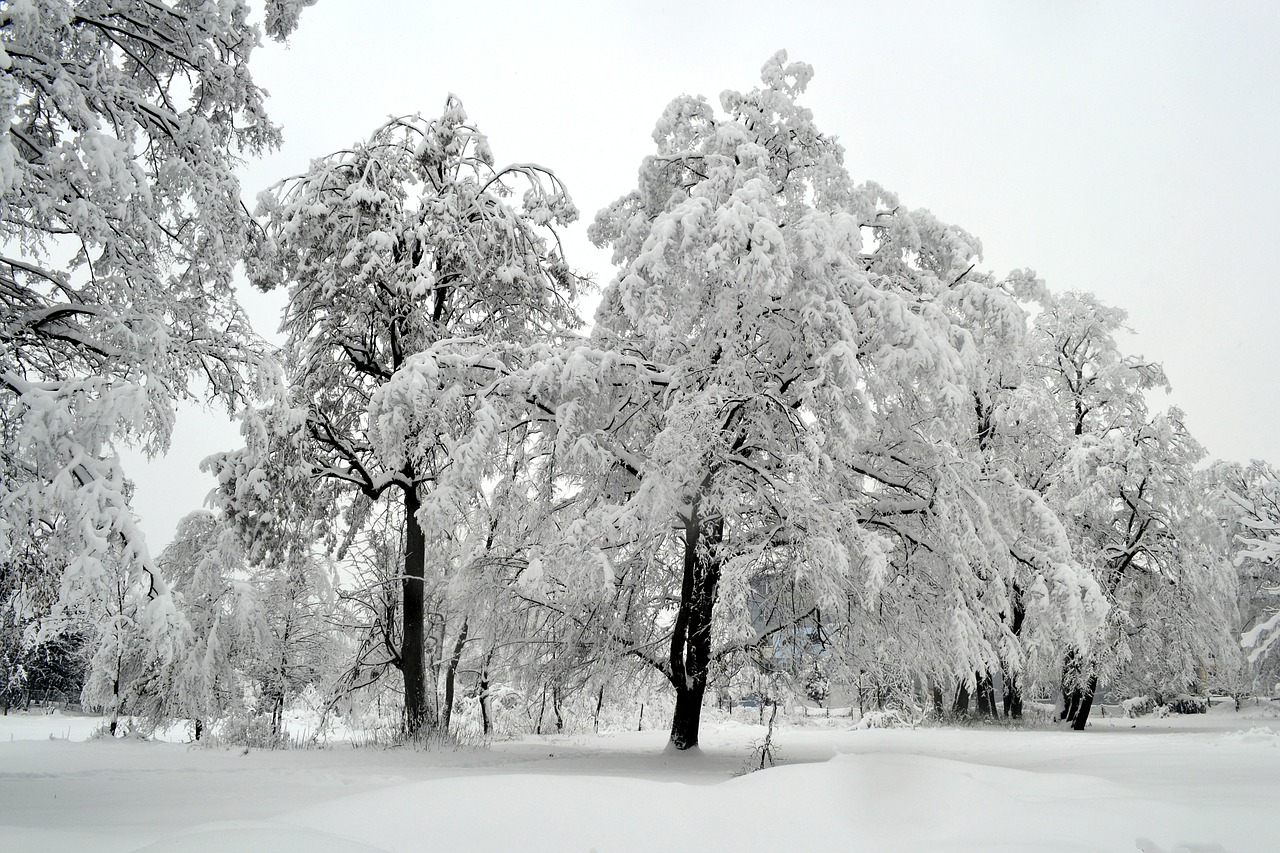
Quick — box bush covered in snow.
[1121,694,1208,717]
[853,709,917,729]
[1123,696,1158,718]
[1164,694,1209,715]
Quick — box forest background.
[3,0,1279,750]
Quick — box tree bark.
[478,648,494,736]
[108,652,122,737]
[1071,674,1098,730]
[1001,589,1025,719]
[1003,676,1024,720]
[401,485,429,736]
[441,618,468,733]
[270,691,284,737]
[976,672,997,718]
[952,680,971,716]
[1060,647,1091,723]
[667,508,721,750]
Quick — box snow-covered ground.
[2,702,1277,852]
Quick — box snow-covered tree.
[390,53,1100,749]
[1016,292,1236,727]
[1,0,309,657]
[250,533,336,740]
[149,511,264,738]
[1219,460,1280,687]
[211,99,583,734]
[78,553,153,735]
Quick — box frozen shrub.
[1164,694,1209,715]
[853,709,915,729]
[1122,696,1157,718]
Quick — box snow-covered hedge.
[1164,694,1209,715]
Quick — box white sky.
[124,0,1280,549]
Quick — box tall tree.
[1022,292,1233,728]
[149,511,264,739]
[1,0,309,651]
[397,53,1099,749]
[1219,460,1280,687]
[213,100,582,734]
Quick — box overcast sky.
[124,0,1280,549]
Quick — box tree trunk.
[108,651,122,737]
[670,681,708,749]
[1003,676,1024,720]
[976,672,997,718]
[194,718,204,741]
[270,691,284,737]
[1062,690,1079,723]
[666,508,721,750]
[441,618,468,733]
[401,485,429,736]
[478,649,494,736]
[1071,674,1098,730]
[1060,648,1078,721]
[1001,589,1025,719]
[952,680,971,716]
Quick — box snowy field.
[2,703,1278,853]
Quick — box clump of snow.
[1223,727,1280,747]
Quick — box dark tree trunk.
[108,664,121,737]
[441,618,468,733]
[1071,675,1098,730]
[478,649,494,736]
[667,508,721,751]
[952,681,971,716]
[976,672,997,718]
[1001,588,1025,719]
[594,685,605,734]
[1062,689,1080,723]
[194,718,203,741]
[670,681,708,749]
[270,691,284,737]
[401,485,429,736]
[931,682,944,717]
[1060,648,1080,721]
[1003,677,1024,719]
